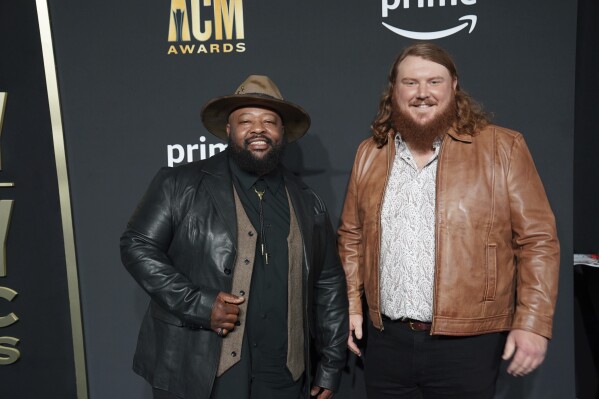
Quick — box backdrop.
[1,1,577,398]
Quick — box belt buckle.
[408,320,418,331]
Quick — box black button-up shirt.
[228,156,291,379]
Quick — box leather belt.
[382,315,432,332]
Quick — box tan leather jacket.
[338,125,560,338]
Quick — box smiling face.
[226,107,286,175]
[227,107,284,156]
[394,55,457,126]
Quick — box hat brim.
[201,95,311,143]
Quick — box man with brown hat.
[121,75,348,399]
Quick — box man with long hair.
[338,43,559,398]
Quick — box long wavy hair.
[371,43,491,147]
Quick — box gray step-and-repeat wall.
[1,1,576,398]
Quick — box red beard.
[392,99,457,152]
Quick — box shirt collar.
[228,153,284,195]
[394,133,442,155]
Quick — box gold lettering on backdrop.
[180,44,195,54]
[0,336,20,365]
[166,42,244,55]
[214,0,244,40]
[191,0,213,42]
[168,0,191,42]
[0,92,7,169]
[167,0,245,54]
[0,200,14,277]
[0,93,15,278]
[0,93,19,366]
[0,287,18,328]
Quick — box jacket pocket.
[485,244,497,301]
[150,301,184,327]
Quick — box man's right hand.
[210,292,245,336]
[348,314,363,356]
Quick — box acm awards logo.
[382,0,478,40]
[167,0,246,55]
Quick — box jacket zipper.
[430,135,448,335]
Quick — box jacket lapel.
[283,172,313,271]
[201,151,237,243]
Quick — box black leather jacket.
[120,151,348,399]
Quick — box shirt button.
[239,290,245,296]
[244,258,250,265]
[235,321,241,326]
[248,231,254,236]
[231,351,237,357]
[224,268,231,275]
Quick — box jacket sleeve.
[312,203,349,392]
[120,167,219,329]
[507,135,560,339]
[337,143,366,316]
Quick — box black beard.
[393,99,457,152]
[228,135,286,176]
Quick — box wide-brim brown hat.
[201,75,311,143]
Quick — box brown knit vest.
[217,187,304,381]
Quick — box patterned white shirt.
[379,135,440,322]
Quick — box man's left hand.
[310,385,334,398]
[502,329,548,377]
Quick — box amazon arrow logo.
[382,15,477,40]
[381,0,478,40]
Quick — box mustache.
[244,134,273,146]
[410,99,437,106]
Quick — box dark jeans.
[365,318,506,399]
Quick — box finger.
[354,321,363,340]
[317,388,334,399]
[506,349,523,375]
[222,302,241,315]
[517,352,544,376]
[212,313,237,329]
[310,385,321,396]
[219,292,245,304]
[220,319,237,331]
[214,327,229,335]
[509,344,546,376]
[502,335,515,360]
[347,336,361,357]
[212,308,238,323]
[508,350,531,376]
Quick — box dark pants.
[153,344,303,399]
[365,318,506,399]
[153,374,303,399]
[210,360,303,399]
